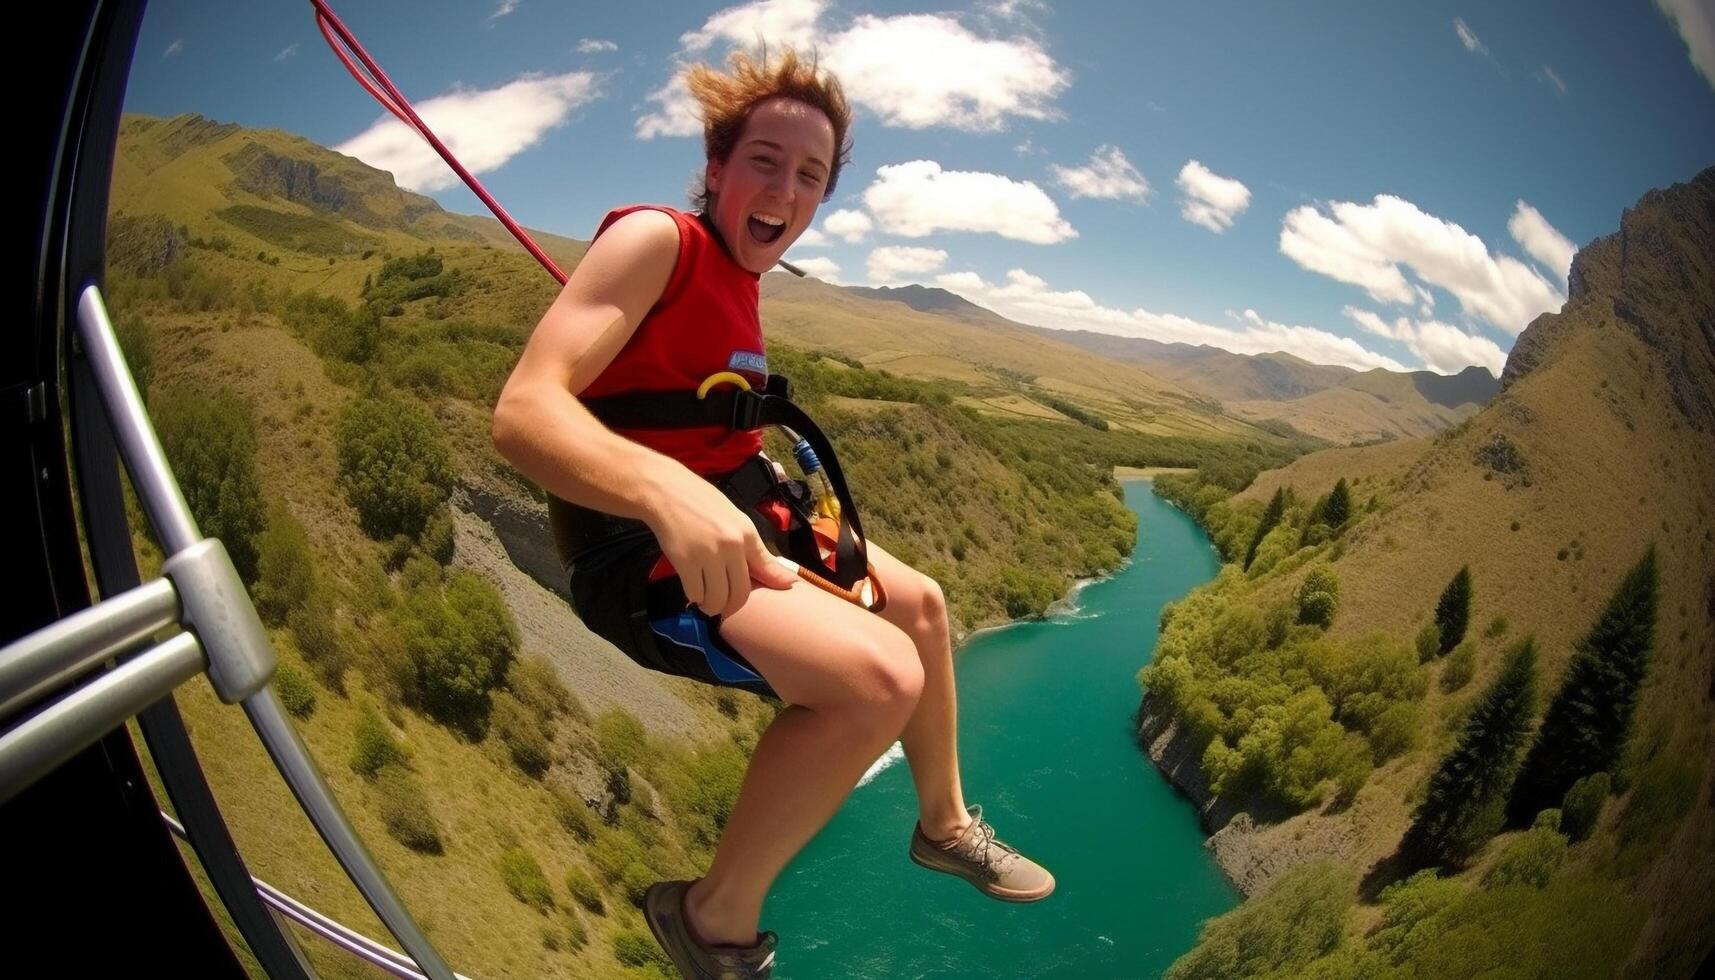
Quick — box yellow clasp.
[696,372,752,399]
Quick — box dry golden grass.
[1228,387,1478,444]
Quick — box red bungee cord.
[308,0,569,285]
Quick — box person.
[491,48,1053,979]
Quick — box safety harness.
[555,372,886,612]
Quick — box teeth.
[750,213,786,226]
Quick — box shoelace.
[958,812,1020,874]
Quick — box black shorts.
[566,525,783,701]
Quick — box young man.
[492,50,1052,980]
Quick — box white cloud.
[1280,194,1564,335]
[274,43,299,63]
[868,246,948,283]
[1507,201,1576,285]
[825,14,1069,130]
[163,38,183,58]
[1453,17,1487,56]
[1344,307,1506,376]
[488,0,520,24]
[636,72,701,139]
[1538,65,1568,94]
[979,0,1050,24]
[640,2,1069,136]
[864,160,1076,243]
[792,227,830,247]
[1050,146,1149,203]
[822,209,873,243]
[786,255,842,282]
[682,0,825,52]
[1657,0,1715,93]
[1176,160,1251,233]
[934,268,1410,372]
[336,72,601,193]
[577,38,619,54]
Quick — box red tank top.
[578,205,765,476]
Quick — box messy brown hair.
[686,47,854,210]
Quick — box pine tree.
[1324,478,1351,528]
[1244,488,1286,570]
[1401,637,1537,869]
[1506,546,1659,826]
[1434,566,1472,655]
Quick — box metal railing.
[0,283,459,980]
[160,813,474,980]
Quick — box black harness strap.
[581,375,869,589]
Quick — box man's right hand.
[644,463,799,618]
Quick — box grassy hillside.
[1139,167,1715,979]
[103,110,1320,977]
[1011,325,1498,444]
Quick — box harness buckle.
[731,387,766,430]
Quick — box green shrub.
[490,690,551,778]
[254,503,315,625]
[273,659,316,718]
[1482,825,1568,889]
[595,708,649,775]
[1415,621,1441,664]
[565,867,604,915]
[350,702,406,778]
[397,570,518,729]
[1484,614,1509,638]
[620,861,655,907]
[549,785,597,842]
[336,395,456,540]
[1367,701,1419,763]
[1165,862,1355,980]
[562,911,587,950]
[498,847,555,912]
[1616,749,1698,864]
[1440,640,1476,693]
[1295,566,1339,628]
[419,508,456,565]
[315,303,381,364]
[288,582,349,688]
[1559,772,1609,843]
[1244,488,1286,571]
[375,764,442,853]
[590,826,647,884]
[1360,871,1644,979]
[154,386,266,582]
[612,929,672,970]
[509,656,582,724]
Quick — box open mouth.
[747,213,786,245]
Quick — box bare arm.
[491,208,683,520]
[491,209,795,615]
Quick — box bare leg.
[682,582,924,947]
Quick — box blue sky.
[125,0,1715,375]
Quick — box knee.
[847,632,924,724]
[917,576,947,632]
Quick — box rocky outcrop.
[1504,168,1715,433]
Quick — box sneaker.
[908,803,1055,902]
[643,879,779,980]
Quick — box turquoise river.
[762,479,1239,978]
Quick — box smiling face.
[704,97,837,274]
